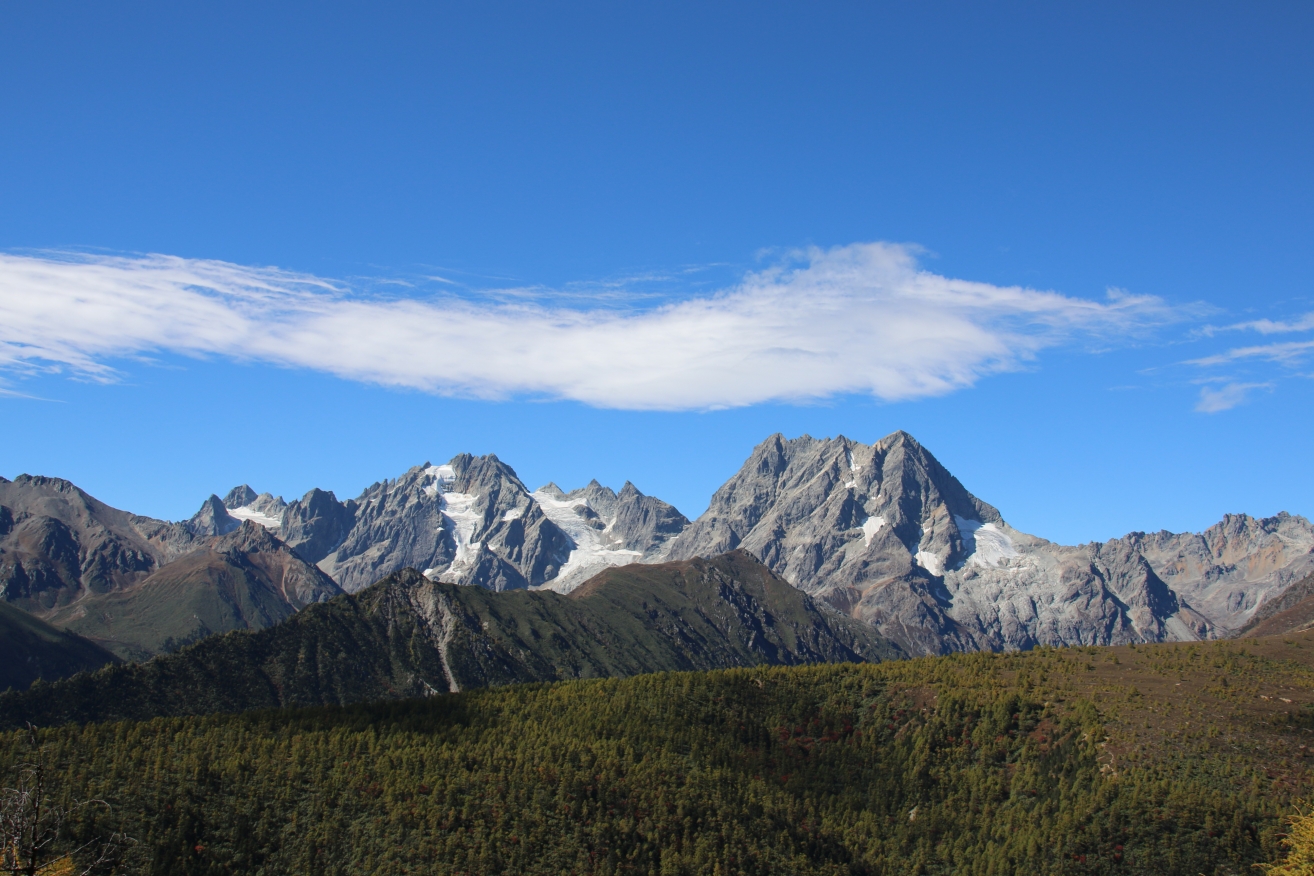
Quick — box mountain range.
[3,429,1312,672]
[0,474,342,659]
[665,431,1314,654]
[0,550,897,728]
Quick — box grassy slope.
[0,601,118,691]
[7,630,1314,874]
[42,523,343,661]
[54,550,308,660]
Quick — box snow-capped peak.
[529,486,641,593]
[423,464,458,498]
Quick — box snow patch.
[530,489,641,593]
[954,516,1019,568]
[423,464,457,498]
[502,507,524,522]
[915,550,945,577]
[862,515,886,547]
[436,490,482,583]
[226,505,282,529]
[844,480,857,489]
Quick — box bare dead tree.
[0,729,131,876]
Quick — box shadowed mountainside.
[0,601,118,691]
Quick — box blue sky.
[2,2,1312,544]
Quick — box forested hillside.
[5,629,1314,874]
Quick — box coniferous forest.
[6,629,1314,875]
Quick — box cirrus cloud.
[0,243,1173,410]
[1187,305,1314,413]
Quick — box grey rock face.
[318,465,456,592]
[613,482,690,555]
[187,495,239,536]
[196,460,689,595]
[279,488,358,564]
[1119,512,1314,632]
[669,431,1226,656]
[223,485,258,508]
[305,459,688,595]
[220,488,288,529]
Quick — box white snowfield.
[226,504,282,529]
[435,489,483,584]
[861,515,885,547]
[528,488,641,594]
[413,464,485,583]
[914,550,945,577]
[953,516,1019,568]
[422,464,457,497]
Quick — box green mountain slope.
[0,550,898,728]
[5,630,1312,874]
[0,601,118,691]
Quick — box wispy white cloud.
[0,243,1175,411]
[1194,381,1273,413]
[1187,339,1314,368]
[1184,301,1314,412]
[1204,311,1314,336]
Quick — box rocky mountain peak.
[187,495,239,537]
[448,454,531,505]
[568,480,620,518]
[670,431,999,574]
[667,430,1230,655]
[873,429,921,451]
[12,474,79,495]
[220,486,287,528]
[223,485,258,508]
[536,482,567,499]
[218,518,284,553]
[179,454,689,597]
[321,456,573,593]
[280,488,357,565]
